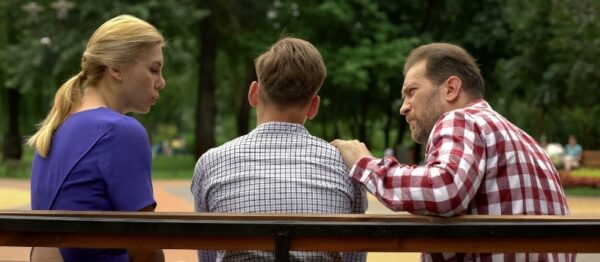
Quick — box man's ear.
[306,95,320,120]
[444,76,462,102]
[108,66,123,82]
[248,81,259,107]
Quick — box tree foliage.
[1,0,599,162]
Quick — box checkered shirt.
[192,122,367,262]
[351,100,573,262]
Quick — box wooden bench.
[582,150,600,167]
[1,211,600,261]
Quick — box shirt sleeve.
[191,156,217,261]
[97,117,156,211]
[350,110,486,217]
[340,152,368,262]
[337,153,367,215]
[191,157,209,212]
[351,182,368,214]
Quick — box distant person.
[545,142,565,168]
[332,43,573,261]
[191,37,367,262]
[384,147,394,158]
[563,134,583,172]
[28,15,166,262]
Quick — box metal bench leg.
[275,231,290,262]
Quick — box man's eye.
[409,88,416,96]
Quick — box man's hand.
[331,139,372,169]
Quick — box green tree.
[0,0,208,160]
[496,0,600,148]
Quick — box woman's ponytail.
[27,72,84,157]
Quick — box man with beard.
[332,43,573,262]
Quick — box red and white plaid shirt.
[351,100,573,262]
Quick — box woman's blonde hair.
[27,14,164,157]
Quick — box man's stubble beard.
[412,88,443,145]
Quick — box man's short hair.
[255,37,326,108]
[404,43,484,99]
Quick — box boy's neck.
[256,105,307,126]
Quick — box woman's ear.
[108,66,123,82]
[248,81,259,107]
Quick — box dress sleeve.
[97,117,156,211]
[350,110,486,217]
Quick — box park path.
[1,179,599,262]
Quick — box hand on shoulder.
[330,139,373,168]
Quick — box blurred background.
[1,0,599,185]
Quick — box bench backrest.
[582,150,600,167]
[1,210,600,260]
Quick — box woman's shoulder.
[70,107,144,132]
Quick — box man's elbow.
[434,191,470,217]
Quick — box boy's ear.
[248,81,259,107]
[306,95,320,120]
[107,66,123,82]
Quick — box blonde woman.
[28,15,165,262]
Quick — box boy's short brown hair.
[255,37,326,108]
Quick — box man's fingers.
[331,139,351,146]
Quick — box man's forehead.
[406,61,427,77]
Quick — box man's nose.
[399,100,410,115]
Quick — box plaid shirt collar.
[252,121,309,135]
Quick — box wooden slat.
[2,210,600,222]
[582,150,600,167]
[1,211,600,252]
[1,232,599,253]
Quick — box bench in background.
[582,150,600,167]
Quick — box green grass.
[0,152,197,179]
[564,187,600,197]
[152,154,196,179]
[562,168,600,196]
[570,168,600,178]
[0,159,32,178]
[3,151,600,197]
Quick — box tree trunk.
[1,6,22,161]
[236,60,255,136]
[383,89,397,148]
[413,143,422,165]
[393,118,409,163]
[2,88,23,161]
[358,87,371,146]
[383,113,393,148]
[195,1,217,159]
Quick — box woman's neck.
[76,83,124,114]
